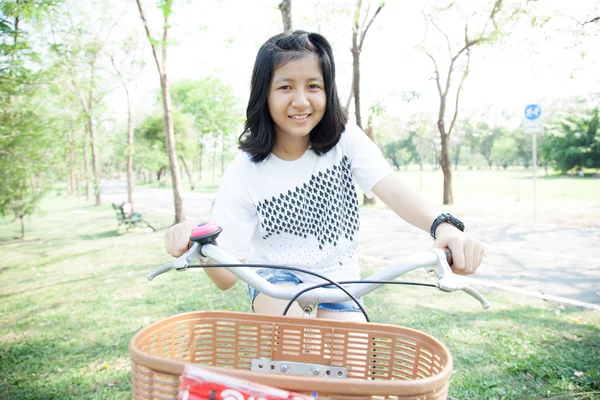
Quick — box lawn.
[1,196,599,399]
[376,168,600,228]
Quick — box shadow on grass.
[514,174,599,181]
[0,334,132,400]
[0,236,45,244]
[78,230,121,240]
[0,274,104,300]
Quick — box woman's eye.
[308,84,321,90]
[278,85,292,90]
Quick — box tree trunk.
[179,156,195,191]
[278,0,292,32]
[221,137,225,175]
[198,143,203,180]
[363,124,376,206]
[83,128,92,201]
[159,72,185,222]
[212,144,217,182]
[19,215,25,239]
[87,115,101,206]
[439,133,453,204]
[75,172,81,198]
[126,88,135,204]
[67,147,73,196]
[136,0,184,223]
[351,48,362,130]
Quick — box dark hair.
[239,30,347,163]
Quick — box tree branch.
[162,9,169,75]
[358,2,384,50]
[583,16,599,25]
[448,49,470,136]
[344,85,354,111]
[424,50,443,97]
[360,0,370,30]
[135,0,163,76]
[429,17,452,56]
[481,0,503,35]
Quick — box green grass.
[1,197,599,399]
[376,168,600,228]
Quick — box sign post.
[523,104,543,223]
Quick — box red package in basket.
[178,364,315,400]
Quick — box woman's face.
[267,54,326,145]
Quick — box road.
[102,180,600,309]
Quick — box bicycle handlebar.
[147,242,490,309]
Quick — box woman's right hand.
[164,220,198,257]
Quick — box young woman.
[165,30,486,321]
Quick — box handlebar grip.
[146,264,175,281]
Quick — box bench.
[112,203,155,232]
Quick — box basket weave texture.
[130,311,452,400]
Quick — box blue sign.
[525,104,542,120]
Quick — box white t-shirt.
[210,122,393,284]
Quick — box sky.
[106,0,600,130]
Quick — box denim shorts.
[247,268,364,312]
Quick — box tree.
[346,0,384,205]
[490,132,518,169]
[110,37,145,204]
[135,109,193,183]
[47,1,121,207]
[135,0,184,223]
[543,108,600,173]
[422,0,525,204]
[170,78,243,182]
[346,0,384,129]
[278,0,292,32]
[0,0,64,238]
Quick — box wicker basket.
[129,311,453,400]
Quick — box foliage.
[134,109,194,175]
[0,0,64,236]
[542,108,600,173]
[170,78,243,151]
[490,134,518,169]
[382,132,420,170]
[377,113,438,170]
[463,121,503,169]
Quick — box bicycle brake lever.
[437,277,491,309]
[424,248,491,309]
[146,242,200,281]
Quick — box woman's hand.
[164,220,198,257]
[433,223,486,275]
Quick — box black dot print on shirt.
[256,156,360,250]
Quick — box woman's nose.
[291,90,310,108]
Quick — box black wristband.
[430,213,465,240]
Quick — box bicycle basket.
[130,311,453,400]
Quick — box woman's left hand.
[433,223,486,275]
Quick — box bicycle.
[129,222,490,400]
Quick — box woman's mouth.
[289,114,310,120]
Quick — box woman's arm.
[371,173,486,275]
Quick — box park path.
[102,180,600,309]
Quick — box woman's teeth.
[290,114,309,120]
